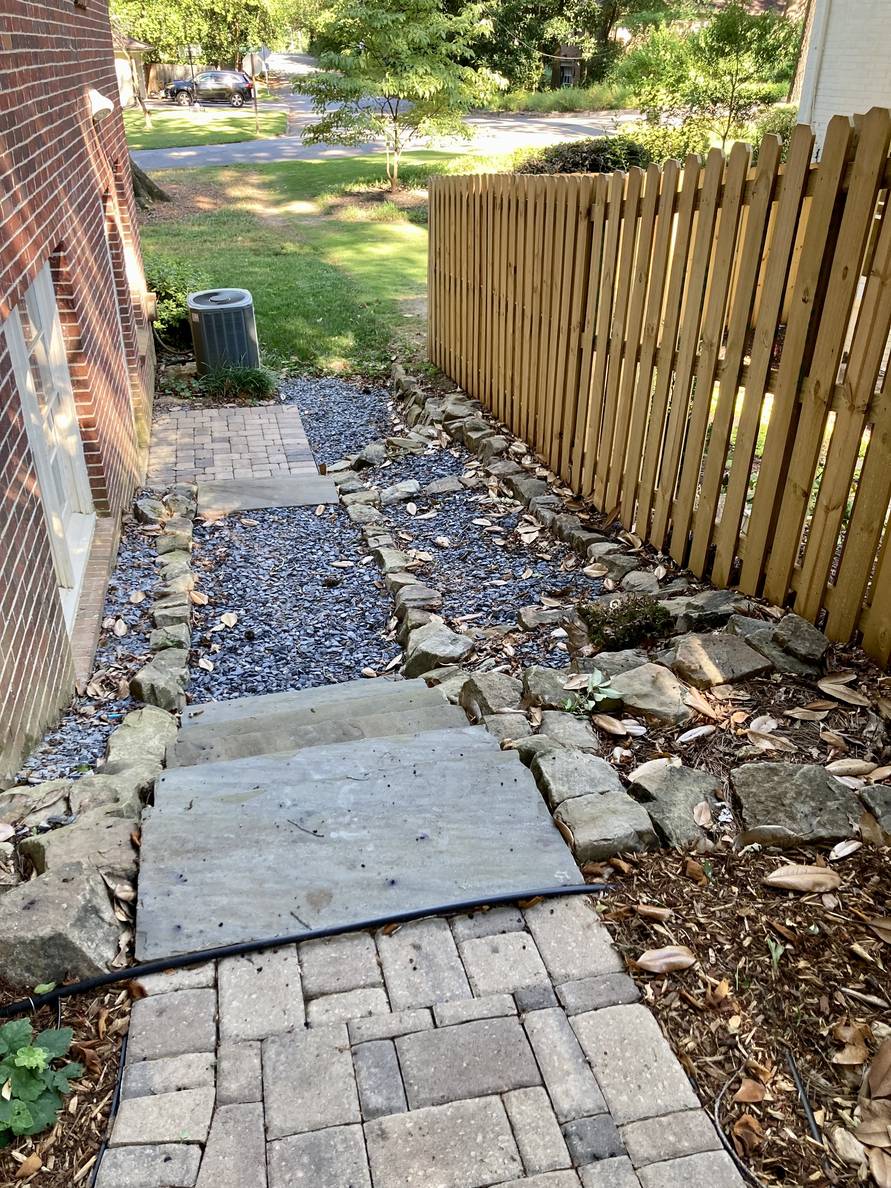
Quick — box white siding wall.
[798,0,891,147]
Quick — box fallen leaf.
[197,657,214,672]
[826,759,877,776]
[562,674,592,691]
[15,1153,42,1178]
[591,713,628,736]
[622,719,646,737]
[763,864,841,893]
[750,714,778,733]
[830,1127,868,1169]
[331,560,355,569]
[821,728,848,749]
[129,590,146,605]
[692,801,713,828]
[636,903,673,921]
[628,756,681,783]
[677,725,716,745]
[867,765,891,783]
[746,728,798,752]
[829,839,862,861]
[732,1112,764,1156]
[854,1102,891,1147]
[685,857,708,886]
[869,1039,891,1099]
[833,1040,870,1065]
[868,918,891,945]
[635,945,697,973]
[861,811,889,845]
[785,706,829,721]
[219,612,238,628]
[405,502,417,516]
[0,823,14,843]
[113,618,128,637]
[684,687,718,720]
[870,1148,891,1188]
[733,1078,766,1104]
[654,564,668,580]
[361,667,377,678]
[190,590,209,606]
[818,677,871,707]
[583,563,609,578]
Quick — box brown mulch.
[0,982,132,1187]
[590,844,890,1187]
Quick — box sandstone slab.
[556,793,658,861]
[670,633,772,689]
[628,764,720,848]
[609,664,694,726]
[732,762,862,846]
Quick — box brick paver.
[147,405,318,485]
[99,897,744,1188]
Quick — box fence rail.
[428,108,891,665]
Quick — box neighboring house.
[796,0,891,144]
[112,25,153,108]
[0,0,155,783]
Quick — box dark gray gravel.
[281,376,391,464]
[189,504,395,701]
[15,520,156,784]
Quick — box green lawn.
[124,108,287,150]
[141,151,481,374]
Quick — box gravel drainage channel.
[280,375,391,465]
[187,504,396,701]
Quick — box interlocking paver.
[263,1023,360,1139]
[196,1103,266,1188]
[515,983,559,1012]
[562,1114,625,1164]
[449,905,525,941]
[353,1039,407,1119]
[136,965,215,995]
[122,1053,215,1101]
[495,1174,582,1188]
[433,992,516,1026]
[578,1156,642,1187]
[377,918,471,1008]
[636,1151,745,1187]
[216,1041,262,1105]
[267,1124,371,1188]
[396,1015,540,1108]
[364,1096,523,1188]
[218,947,303,1041]
[299,932,382,997]
[459,931,550,995]
[93,1144,202,1188]
[504,1086,571,1174]
[621,1110,722,1168]
[348,1007,433,1043]
[557,974,639,1015]
[127,989,217,1061]
[524,898,623,985]
[571,1006,699,1125]
[524,1008,608,1123]
[109,1087,216,1146]
[306,986,389,1025]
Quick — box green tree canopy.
[296,0,504,189]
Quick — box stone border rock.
[0,486,199,990]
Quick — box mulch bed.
[0,981,132,1188]
[592,845,890,1187]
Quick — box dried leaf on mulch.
[592,845,890,1186]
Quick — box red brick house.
[0,0,154,783]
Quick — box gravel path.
[281,376,391,464]
[189,505,394,701]
[15,521,156,784]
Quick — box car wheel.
[230,93,245,108]
[176,91,192,106]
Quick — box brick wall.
[0,0,151,783]
[798,0,891,145]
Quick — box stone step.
[181,677,434,731]
[197,475,338,520]
[168,702,473,768]
[153,728,512,812]
[137,736,577,958]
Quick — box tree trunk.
[130,157,171,209]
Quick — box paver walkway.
[99,896,744,1188]
[147,405,318,485]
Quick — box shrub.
[199,363,277,402]
[145,253,211,345]
[747,103,799,162]
[577,593,672,650]
[488,82,632,114]
[516,134,652,176]
[0,1021,82,1145]
[622,119,713,164]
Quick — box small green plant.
[0,1021,82,1146]
[144,253,211,346]
[563,669,621,716]
[516,134,651,176]
[199,363,277,403]
[578,594,672,650]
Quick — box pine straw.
[590,845,890,1187]
[0,982,132,1187]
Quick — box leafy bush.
[578,593,672,650]
[488,82,632,114]
[516,134,652,176]
[747,103,799,162]
[145,252,211,345]
[0,1021,82,1146]
[199,363,277,402]
[621,119,712,164]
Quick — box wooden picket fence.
[428,108,891,665]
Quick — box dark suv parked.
[164,71,254,107]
